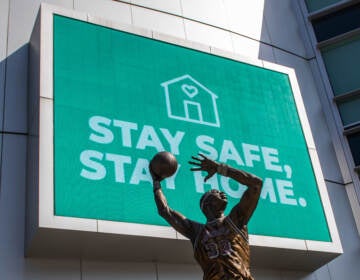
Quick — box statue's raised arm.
[150,164,200,241]
[189,154,263,227]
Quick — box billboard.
[53,14,330,242]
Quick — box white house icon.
[161,74,220,127]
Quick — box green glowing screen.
[53,15,330,241]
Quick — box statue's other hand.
[189,154,218,182]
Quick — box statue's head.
[200,189,228,220]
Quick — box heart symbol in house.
[181,84,199,98]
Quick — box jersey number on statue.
[205,240,232,259]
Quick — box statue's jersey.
[192,217,254,280]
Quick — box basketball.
[150,151,178,179]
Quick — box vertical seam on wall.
[260,5,279,64]
[0,0,11,198]
[179,0,184,16]
[326,264,334,280]
[179,0,186,39]
[155,262,159,280]
[295,0,317,59]
[130,4,134,26]
[262,9,273,50]
[80,257,83,280]
[183,19,188,40]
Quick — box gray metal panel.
[3,44,28,133]
[0,134,27,278]
[258,43,276,64]
[82,260,157,280]
[156,263,202,280]
[325,181,360,280]
[0,133,2,195]
[314,265,332,280]
[26,9,41,253]
[251,269,282,280]
[0,61,5,132]
[24,259,80,280]
[280,270,316,280]
[0,134,27,258]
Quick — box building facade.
[0,0,359,279]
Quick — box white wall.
[0,0,359,279]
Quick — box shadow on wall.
[0,43,29,223]
[0,44,29,136]
[0,43,29,195]
[0,44,29,280]
[257,0,313,63]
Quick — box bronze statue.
[150,153,263,280]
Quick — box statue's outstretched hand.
[189,154,219,182]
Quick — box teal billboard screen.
[53,15,330,241]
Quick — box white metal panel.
[184,19,233,52]
[40,3,88,100]
[0,0,8,124]
[0,0,8,131]
[181,0,229,30]
[98,220,177,239]
[0,0,9,60]
[250,235,307,250]
[223,0,269,42]
[131,0,182,15]
[210,45,263,68]
[75,0,132,25]
[87,14,152,39]
[38,97,97,232]
[132,6,186,39]
[231,33,262,61]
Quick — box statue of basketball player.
[150,153,263,280]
